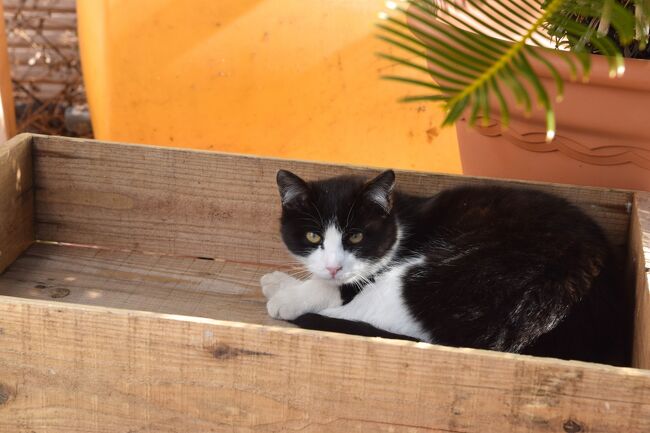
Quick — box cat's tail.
[291,313,421,342]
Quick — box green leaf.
[477,83,490,126]
[490,78,510,128]
[381,75,454,92]
[400,95,450,102]
[376,53,461,93]
[376,0,646,137]
[443,94,470,125]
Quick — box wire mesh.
[3,0,91,137]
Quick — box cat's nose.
[326,266,342,278]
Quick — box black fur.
[277,170,631,366]
[277,169,397,262]
[291,313,420,341]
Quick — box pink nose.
[326,266,342,278]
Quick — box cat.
[261,169,630,365]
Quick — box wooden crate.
[1,133,649,432]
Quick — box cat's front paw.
[260,271,298,299]
[266,287,308,321]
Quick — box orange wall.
[77,0,460,173]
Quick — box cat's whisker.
[287,269,313,280]
[348,272,372,288]
[286,268,307,274]
[287,270,310,277]
[351,276,368,289]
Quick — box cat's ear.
[363,170,395,214]
[276,170,309,207]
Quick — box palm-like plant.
[378,0,650,141]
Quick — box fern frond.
[378,0,649,139]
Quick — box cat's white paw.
[260,271,297,299]
[266,287,309,320]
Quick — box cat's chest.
[334,257,430,341]
[340,257,425,304]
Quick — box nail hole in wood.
[210,344,273,360]
[563,419,583,433]
[49,288,70,298]
[0,384,14,406]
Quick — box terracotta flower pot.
[406,5,650,191]
[457,53,650,191]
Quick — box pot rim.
[531,47,650,91]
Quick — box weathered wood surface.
[0,134,647,432]
[33,135,633,265]
[0,242,287,327]
[0,133,33,272]
[632,192,650,370]
[0,297,649,433]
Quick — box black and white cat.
[261,169,630,365]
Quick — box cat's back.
[398,184,609,256]
[396,184,621,359]
[397,184,612,307]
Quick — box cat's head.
[275,169,399,285]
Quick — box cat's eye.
[305,232,321,244]
[348,232,364,244]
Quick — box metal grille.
[3,0,90,136]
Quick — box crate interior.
[1,135,647,368]
[0,242,285,327]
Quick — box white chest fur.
[320,257,431,341]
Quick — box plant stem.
[448,0,566,107]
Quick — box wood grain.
[0,297,649,433]
[33,135,633,265]
[3,0,76,13]
[6,29,78,49]
[0,134,648,431]
[10,46,78,65]
[10,65,79,83]
[0,133,33,272]
[632,192,650,369]
[0,242,288,328]
[2,10,76,31]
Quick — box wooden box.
[1,133,649,432]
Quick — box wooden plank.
[2,10,77,31]
[0,297,649,433]
[33,135,633,265]
[6,28,78,48]
[0,242,288,327]
[3,0,76,13]
[9,46,78,65]
[632,192,650,369]
[12,82,66,101]
[0,133,33,272]
[10,65,80,83]
[13,81,65,93]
